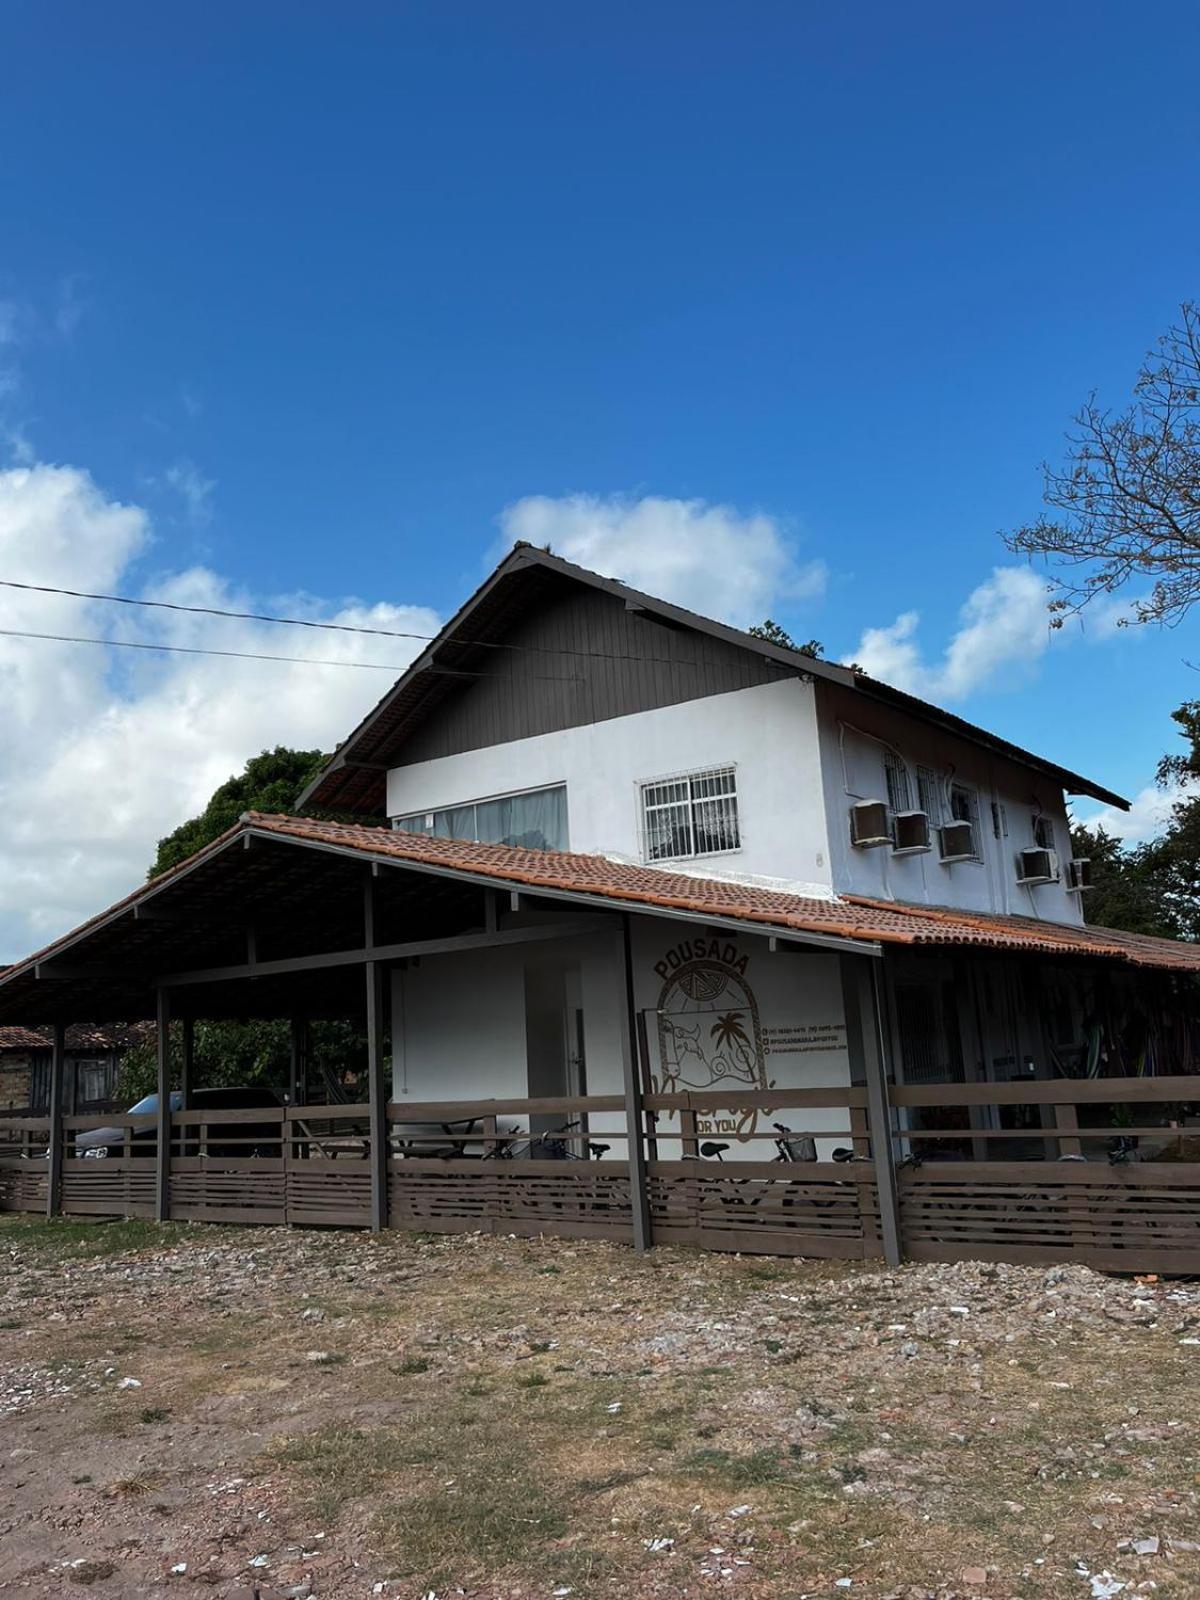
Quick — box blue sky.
[1,1,1199,954]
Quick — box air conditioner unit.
[1066,857,1092,892]
[937,819,976,862]
[849,800,891,848]
[1016,846,1060,885]
[892,810,932,854]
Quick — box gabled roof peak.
[299,543,1128,815]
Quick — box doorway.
[524,959,587,1135]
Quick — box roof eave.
[296,542,1128,815]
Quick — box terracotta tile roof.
[0,1026,49,1052]
[245,813,1200,973]
[0,1022,153,1054]
[0,811,1195,1004]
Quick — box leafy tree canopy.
[748,619,823,657]
[129,747,370,1102]
[150,746,326,878]
[117,1018,367,1102]
[1073,699,1200,941]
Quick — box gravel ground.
[1,1216,1198,1600]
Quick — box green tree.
[117,1018,368,1102]
[748,619,823,657]
[150,746,326,878]
[1006,301,1200,627]
[1068,822,1173,939]
[129,746,369,1102]
[1071,698,1200,941]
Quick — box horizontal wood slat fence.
[4,1076,1200,1271]
[891,1077,1200,1274]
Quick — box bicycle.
[486,1119,610,1162]
[484,1119,616,1225]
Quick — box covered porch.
[2,812,1199,1273]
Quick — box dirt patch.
[1,1216,1198,1597]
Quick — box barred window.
[917,766,942,826]
[884,750,912,815]
[641,767,740,862]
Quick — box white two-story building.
[276,543,1191,1132]
[3,541,1198,1169]
[7,541,1200,1270]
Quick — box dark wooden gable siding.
[393,580,794,767]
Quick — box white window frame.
[916,765,943,827]
[639,764,741,863]
[391,781,569,850]
[1032,812,1056,852]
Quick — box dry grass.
[2,1214,1199,1597]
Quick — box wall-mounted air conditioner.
[892,810,932,854]
[1016,846,1060,885]
[1066,857,1092,892]
[849,800,891,848]
[937,819,976,862]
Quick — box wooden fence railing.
[891,1077,1200,1273]
[0,1116,49,1214]
[641,1087,879,1258]
[4,1078,1200,1272]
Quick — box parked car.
[75,1090,180,1156]
[75,1086,283,1159]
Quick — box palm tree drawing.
[709,1010,758,1084]
[710,1011,750,1052]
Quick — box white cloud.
[499,493,826,631]
[0,461,439,962]
[1077,781,1190,848]
[163,458,216,526]
[850,567,1054,701]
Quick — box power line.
[0,627,407,671]
[0,576,801,674]
[0,625,582,680]
[0,578,435,643]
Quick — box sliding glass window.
[393,784,569,853]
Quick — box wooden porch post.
[180,1017,195,1111]
[46,1021,66,1218]
[840,954,902,1268]
[617,914,652,1253]
[155,989,172,1223]
[366,960,388,1233]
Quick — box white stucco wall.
[385,663,1091,931]
[391,913,853,1159]
[815,681,1084,923]
[385,676,834,892]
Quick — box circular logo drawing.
[656,957,768,1099]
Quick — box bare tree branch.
[1006,301,1200,626]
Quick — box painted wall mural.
[646,934,849,1143]
[656,946,764,1089]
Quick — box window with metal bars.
[883,750,912,816]
[641,766,740,862]
[917,766,942,826]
